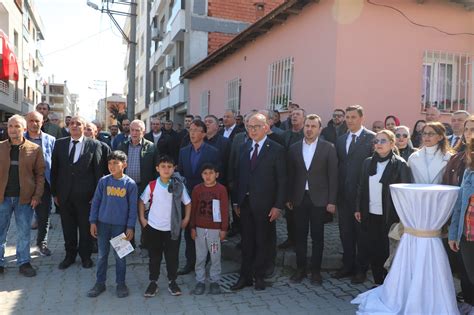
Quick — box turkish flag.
[0,30,19,81]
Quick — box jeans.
[96,222,127,285]
[0,197,34,266]
[35,182,52,246]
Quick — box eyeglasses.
[374,139,389,144]
[395,134,409,139]
[422,132,437,137]
[246,124,264,131]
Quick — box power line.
[367,0,474,36]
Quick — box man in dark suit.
[334,105,375,280]
[231,113,287,291]
[287,114,338,284]
[204,115,230,183]
[51,116,104,270]
[219,109,244,141]
[85,122,111,176]
[163,119,181,161]
[144,117,172,160]
[177,120,221,275]
[321,109,348,145]
[178,114,194,149]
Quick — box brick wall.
[207,0,285,54]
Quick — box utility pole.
[86,0,137,120]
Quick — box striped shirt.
[126,143,141,184]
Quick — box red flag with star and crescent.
[0,30,19,81]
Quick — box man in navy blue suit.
[177,120,221,275]
[231,113,287,291]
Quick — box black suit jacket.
[218,125,245,142]
[144,130,174,160]
[236,138,287,212]
[51,137,103,203]
[288,138,338,208]
[336,128,375,206]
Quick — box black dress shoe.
[311,272,322,285]
[177,264,194,275]
[82,259,93,269]
[332,269,353,279]
[230,278,253,291]
[254,278,266,291]
[290,269,306,283]
[58,258,75,270]
[351,272,367,284]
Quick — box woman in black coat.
[354,129,412,285]
[395,126,416,162]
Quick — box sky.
[35,0,128,120]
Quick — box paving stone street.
[0,213,392,314]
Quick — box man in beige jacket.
[0,114,45,277]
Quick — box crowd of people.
[0,101,473,311]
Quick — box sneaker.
[38,244,52,257]
[209,282,221,295]
[144,281,158,297]
[19,263,36,277]
[168,280,182,296]
[116,283,129,298]
[87,283,106,298]
[193,282,205,295]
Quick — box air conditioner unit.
[165,55,175,69]
[151,26,162,41]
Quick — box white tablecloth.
[352,184,460,315]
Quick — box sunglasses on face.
[395,134,408,139]
[374,139,389,145]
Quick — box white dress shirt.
[302,138,318,190]
[69,135,85,163]
[152,132,162,145]
[346,127,364,153]
[223,123,236,138]
[249,136,267,159]
[369,160,389,215]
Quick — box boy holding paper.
[87,151,138,298]
[190,163,228,295]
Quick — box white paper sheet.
[110,233,134,259]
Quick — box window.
[139,76,144,97]
[200,90,210,117]
[421,50,471,112]
[227,78,241,113]
[267,57,294,111]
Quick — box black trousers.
[240,197,269,280]
[338,199,359,273]
[457,239,474,305]
[461,236,474,297]
[363,214,390,284]
[264,220,276,271]
[35,181,51,246]
[145,225,179,281]
[284,206,295,243]
[294,192,324,272]
[59,197,92,261]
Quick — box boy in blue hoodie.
[87,150,138,298]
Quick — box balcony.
[0,81,22,113]
[150,0,166,22]
[166,2,185,42]
[150,82,185,114]
[36,50,44,66]
[168,67,182,90]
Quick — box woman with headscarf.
[395,125,416,162]
[384,116,400,133]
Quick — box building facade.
[184,0,474,128]
[42,81,73,122]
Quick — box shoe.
[87,283,106,297]
[332,269,353,279]
[311,272,323,285]
[209,282,221,295]
[351,273,367,284]
[0,266,4,274]
[168,280,182,296]
[290,270,306,283]
[82,259,93,269]
[144,281,158,297]
[457,292,465,303]
[264,264,275,279]
[230,278,253,291]
[193,282,205,295]
[31,221,38,230]
[38,244,52,257]
[116,283,129,298]
[177,264,194,275]
[227,229,239,238]
[19,263,37,277]
[278,239,294,250]
[254,278,266,291]
[58,257,75,270]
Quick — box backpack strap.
[149,180,157,208]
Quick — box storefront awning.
[0,30,19,81]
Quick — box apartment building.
[42,81,73,122]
